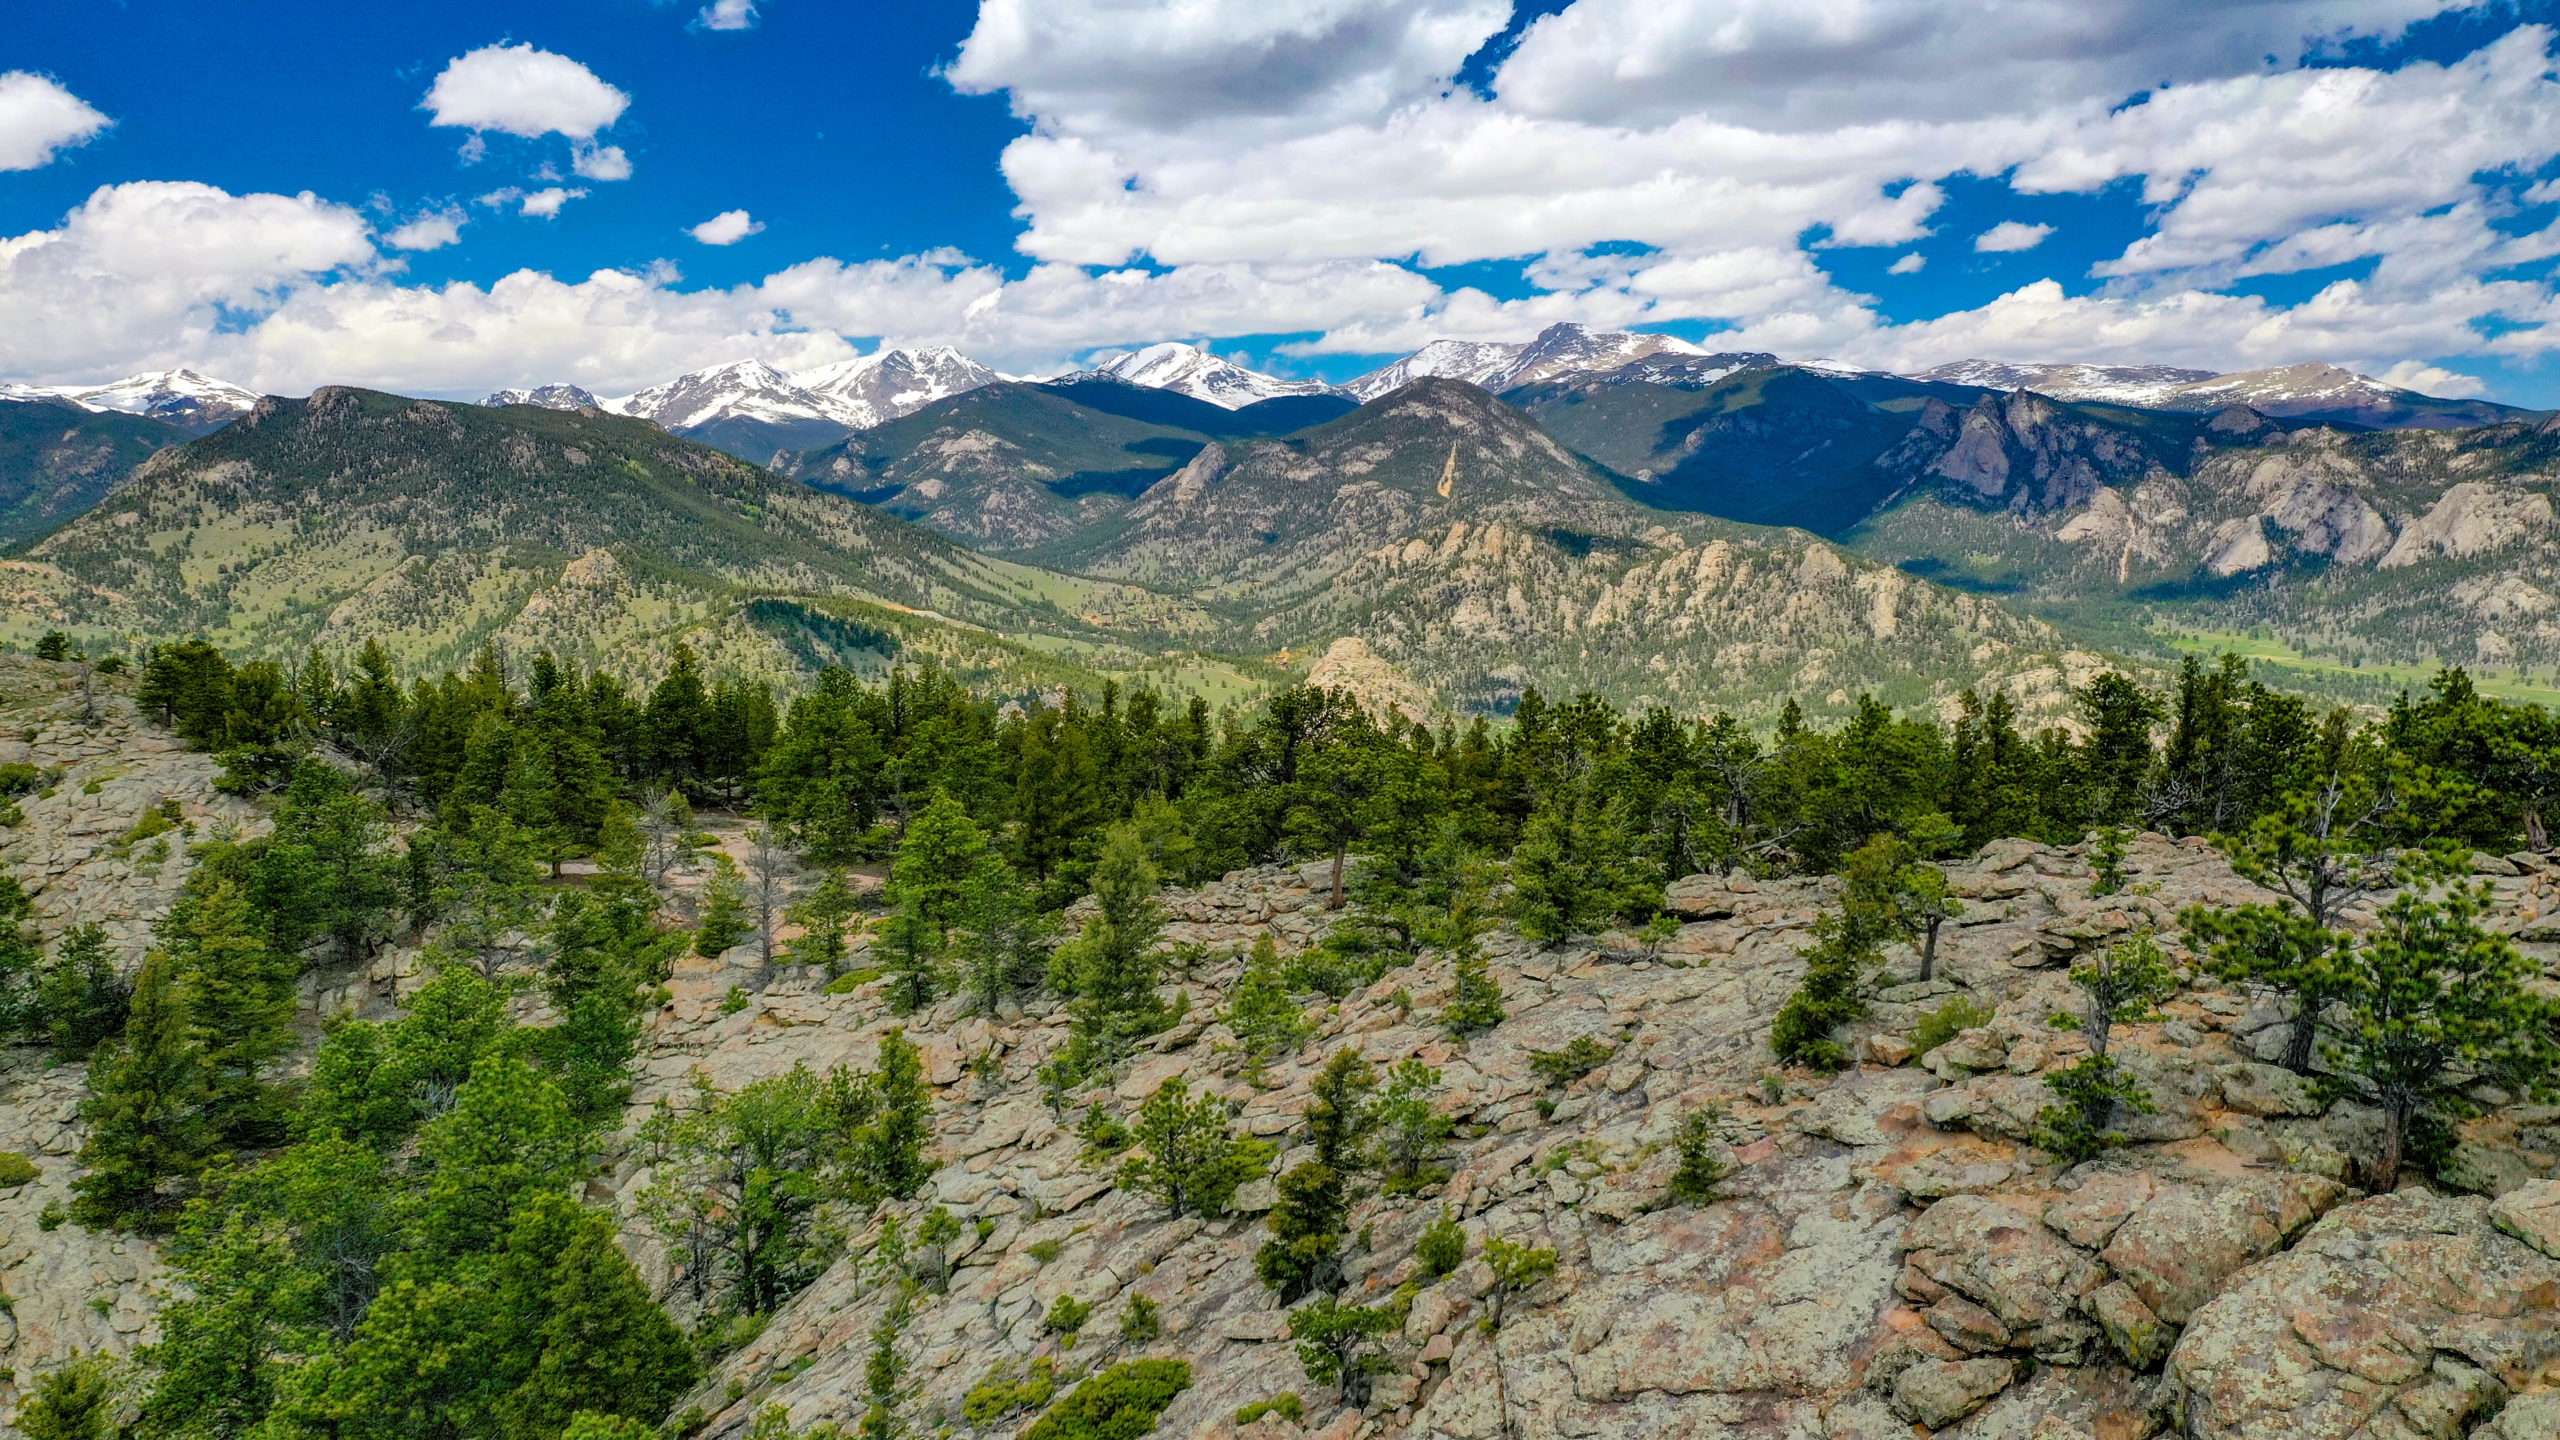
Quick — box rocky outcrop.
[2161,1182,2560,1440]
[9,692,2560,1437]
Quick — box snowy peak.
[484,383,603,412]
[798,346,999,428]
[38,368,261,433]
[611,360,832,432]
[1490,322,1708,390]
[1343,339,1523,401]
[1911,357,2525,428]
[1346,323,1709,400]
[1916,360,2225,409]
[1090,342,1335,409]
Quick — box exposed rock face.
[2161,1183,2560,1440]
[10,684,2560,1438]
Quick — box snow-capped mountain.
[1912,358,2528,428]
[483,383,604,411]
[798,346,999,429]
[607,360,839,432]
[28,369,261,433]
[1341,339,1523,401]
[1915,360,2222,408]
[1089,342,1336,409]
[1345,323,1709,400]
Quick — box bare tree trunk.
[1328,845,1347,910]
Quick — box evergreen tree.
[1117,1077,1269,1219]
[1441,938,1506,1036]
[1055,824,1170,1064]
[1223,935,1310,1073]
[1370,1060,1451,1192]
[2323,882,2560,1190]
[1507,784,1660,945]
[257,760,399,964]
[694,853,752,958]
[1770,905,1883,1071]
[34,922,127,1059]
[18,1355,119,1440]
[162,870,297,1147]
[73,949,213,1230]
[785,867,860,976]
[501,1196,698,1435]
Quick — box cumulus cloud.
[946,0,1509,144]
[1974,221,2053,253]
[696,0,759,30]
[571,142,632,181]
[422,43,630,140]
[1888,253,1926,275]
[1494,0,2464,131]
[689,209,765,245]
[384,208,466,251]
[0,72,110,171]
[519,187,585,219]
[475,186,586,218]
[2377,359,2486,397]
[0,181,376,379]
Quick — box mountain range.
[9,326,2558,715]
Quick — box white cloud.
[2377,359,2486,397]
[572,142,632,181]
[689,209,766,245]
[519,188,585,220]
[946,0,1509,145]
[1974,220,2053,253]
[1494,0,2464,131]
[0,181,376,380]
[384,208,466,251]
[0,72,110,171]
[422,43,630,140]
[697,0,759,30]
[2025,28,2560,281]
[1888,253,1925,275]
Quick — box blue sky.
[8,1,2560,403]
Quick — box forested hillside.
[2,631,2556,1438]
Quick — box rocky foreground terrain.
[2,656,2558,1439]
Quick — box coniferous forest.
[4,631,2558,1439]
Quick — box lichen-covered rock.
[2161,1182,2560,1440]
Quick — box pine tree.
[1371,1060,1451,1192]
[73,950,213,1230]
[1507,785,1659,945]
[2324,882,2560,1190]
[17,1354,118,1440]
[1441,938,1506,1036]
[852,1029,936,1203]
[694,853,752,958]
[1770,906,1883,1071]
[34,922,127,1059]
[166,872,297,1146]
[1056,824,1169,1063]
[785,867,860,975]
[1223,935,1309,1072]
[502,1197,697,1434]
[1117,1077,1269,1219]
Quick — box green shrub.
[0,1152,38,1188]
[0,763,43,796]
[962,1357,1057,1426]
[1043,1293,1093,1341]
[1234,1393,1305,1426]
[1020,1358,1192,1440]
[824,965,885,994]
[1026,1238,1063,1264]
[1528,1035,1614,1088]
[1117,1293,1162,1345]
[1911,995,1993,1060]
[1416,1211,1465,1278]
